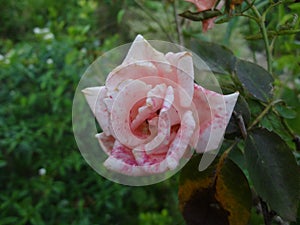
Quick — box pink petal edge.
[194,84,239,153]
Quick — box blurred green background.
[0,1,185,224]
[0,0,299,224]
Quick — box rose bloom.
[186,0,224,32]
[82,35,238,176]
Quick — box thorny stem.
[246,0,273,74]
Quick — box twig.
[248,103,272,130]
[172,0,185,47]
[233,111,248,139]
[248,100,282,130]
[260,198,273,225]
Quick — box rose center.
[129,98,160,139]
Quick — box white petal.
[133,147,167,166]
[104,157,145,176]
[166,110,196,170]
[123,35,168,65]
[144,111,170,153]
[110,80,152,148]
[166,52,194,107]
[193,84,239,153]
[106,61,158,92]
[144,86,174,153]
[82,86,111,135]
[131,84,166,131]
[104,79,133,112]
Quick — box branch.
[172,0,185,47]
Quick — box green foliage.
[187,17,299,223]
[245,129,300,221]
[139,209,174,225]
[235,60,274,103]
[190,40,236,74]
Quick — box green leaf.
[228,145,247,171]
[235,60,274,102]
[179,154,251,225]
[281,88,300,134]
[179,10,222,22]
[190,40,237,74]
[245,129,300,221]
[117,9,125,24]
[0,160,7,168]
[0,217,19,225]
[215,156,252,225]
[275,103,297,119]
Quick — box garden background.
[1,0,299,224]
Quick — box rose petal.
[131,84,167,131]
[82,86,111,135]
[202,18,216,32]
[167,105,181,126]
[104,157,144,176]
[144,86,174,153]
[148,116,159,136]
[104,155,169,176]
[104,79,133,112]
[133,148,167,166]
[144,111,170,153]
[122,35,168,65]
[96,133,115,155]
[104,141,145,176]
[104,140,167,176]
[110,80,152,148]
[161,86,174,111]
[193,84,239,153]
[166,52,194,107]
[166,110,196,170]
[110,140,137,165]
[106,61,158,92]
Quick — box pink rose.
[82,35,238,176]
[185,0,224,32]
